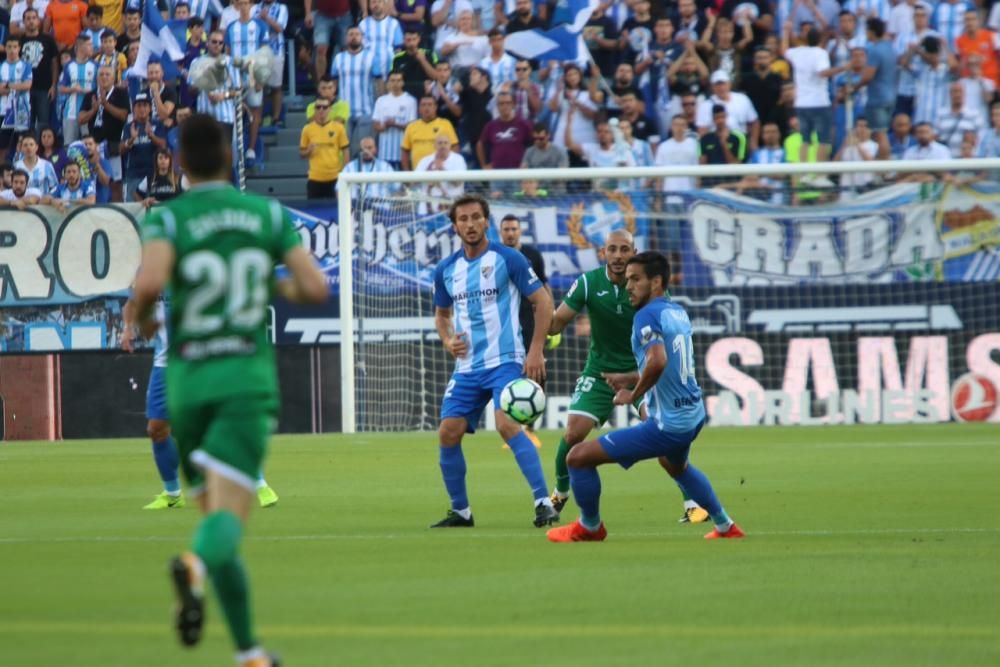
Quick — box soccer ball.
[499,378,546,425]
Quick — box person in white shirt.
[732,121,786,203]
[341,135,401,203]
[901,121,953,180]
[9,0,49,37]
[933,81,981,158]
[372,71,418,168]
[440,10,488,69]
[0,169,43,208]
[14,134,58,195]
[430,0,473,54]
[958,54,996,124]
[415,132,467,214]
[697,69,759,150]
[782,22,840,163]
[564,112,637,190]
[655,114,700,195]
[835,118,879,195]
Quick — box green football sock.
[555,438,572,494]
[192,511,257,651]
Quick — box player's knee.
[659,457,685,478]
[148,420,170,442]
[438,420,464,444]
[566,445,590,469]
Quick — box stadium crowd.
[2,0,1000,209]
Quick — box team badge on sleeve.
[640,325,661,346]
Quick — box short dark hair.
[867,17,886,38]
[101,29,117,41]
[532,122,548,133]
[488,27,504,38]
[500,214,519,224]
[179,113,229,179]
[0,162,13,174]
[806,27,821,46]
[87,5,103,17]
[12,168,30,182]
[711,103,726,115]
[187,16,204,28]
[448,194,490,224]
[627,251,671,287]
[319,73,336,85]
[125,7,140,15]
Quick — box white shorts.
[267,54,284,90]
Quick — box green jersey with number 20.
[142,182,303,407]
[562,266,637,376]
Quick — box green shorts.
[568,374,643,426]
[170,395,277,495]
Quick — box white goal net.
[337,159,1000,433]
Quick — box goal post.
[336,159,1000,434]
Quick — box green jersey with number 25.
[142,182,303,407]
[562,266,637,376]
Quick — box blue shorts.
[146,365,169,421]
[441,363,523,433]
[599,418,706,469]
[795,106,833,145]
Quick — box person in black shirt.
[740,47,783,128]
[504,0,545,34]
[78,65,130,201]
[456,66,491,165]
[720,0,773,50]
[499,212,549,447]
[18,8,59,128]
[392,29,440,101]
[137,148,183,207]
[700,103,745,185]
[583,8,621,78]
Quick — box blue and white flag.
[504,25,584,63]
[134,0,185,79]
[566,0,600,32]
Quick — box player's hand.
[445,332,468,358]
[524,349,546,383]
[138,318,161,340]
[304,12,314,28]
[602,372,636,392]
[120,324,136,353]
[613,388,634,406]
[546,333,562,350]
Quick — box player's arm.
[549,301,578,335]
[524,286,553,382]
[132,240,175,339]
[435,306,467,358]
[615,343,665,405]
[121,294,137,352]
[275,246,329,304]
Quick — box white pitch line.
[0,526,998,545]
[813,440,1000,449]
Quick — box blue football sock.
[439,445,469,510]
[674,464,731,527]
[568,465,602,530]
[152,437,180,494]
[505,432,549,501]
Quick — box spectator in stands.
[702,69,759,150]
[621,0,655,64]
[306,75,349,122]
[145,61,177,129]
[95,29,126,85]
[0,39,33,146]
[862,18,896,159]
[932,0,973,53]
[401,94,458,170]
[18,8,58,129]
[115,7,140,53]
[80,65,129,201]
[585,7,623,78]
[81,5,105,51]
[549,63,598,161]
[656,115,699,192]
[429,0,467,55]
[935,82,980,157]
[978,102,1000,157]
[741,120,786,203]
[503,0,544,34]
[901,35,955,127]
[9,0,46,39]
[521,122,568,172]
[14,133,57,194]
[828,11,861,68]
[394,0,428,39]
[790,0,840,36]
[415,131,466,214]
[44,0,87,51]
[90,0,121,34]
[360,0,403,85]
[783,23,836,167]
[57,34,94,143]
[640,17,684,135]
[187,31,239,143]
[427,60,461,126]
[667,42,709,100]
[721,0,772,50]
[605,62,641,118]
[226,0,267,163]
[299,96,350,199]
[900,122,952,180]
[671,0,706,44]
[619,117,653,169]
[480,27,516,94]
[0,168,42,208]
[836,118,879,196]
[331,26,381,157]
[677,92,706,136]
[956,9,1000,84]
[393,28,439,101]
[440,10,487,72]
[136,148,183,207]
[615,91,656,141]
[38,124,67,174]
[699,16,753,88]
[255,0,288,127]
[564,115,636,190]
[45,160,95,210]
[120,92,167,202]
[0,163,12,189]
[167,104,191,161]
[960,55,995,123]
[81,133,113,203]
[341,135,399,202]
[893,3,934,117]
[700,104,745,169]
[179,18,207,106]
[741,47,783,129]
[508,59,540,120]
[888,112,915,159]
[456,66,492,164]
[477,90,531,195]
[304,0,357,84]
[372,70,417,169]
[832,46,867,151]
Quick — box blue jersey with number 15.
[632,297,705,432]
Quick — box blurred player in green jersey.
[131,114,328,667]
[548,230,708,524]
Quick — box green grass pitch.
[2,424,999,666]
